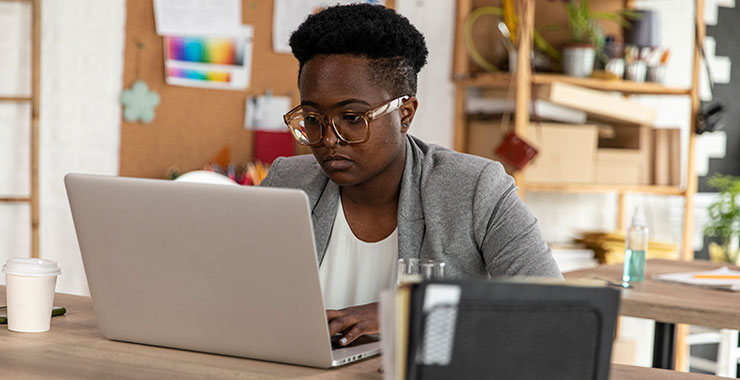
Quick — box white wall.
[397,0,456,148]
[0,1,33,289]
[0,0,125,295]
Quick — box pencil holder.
[625,61,647,82]
[647,65,666,83]
[605,58,625,78]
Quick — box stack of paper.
[465,98,588,124]
[575,231,678,264]
[380,284,413,380]
[653,266,740,291]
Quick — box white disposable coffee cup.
[2,258,61,333]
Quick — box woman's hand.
[326,302,379,346]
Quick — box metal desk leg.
[653,322,676,369]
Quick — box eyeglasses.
[283,96,410,146]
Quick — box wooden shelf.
[0,197,31,203]
[534,74,691,95]
[0,96,32,102]
[458,72,513,88]
[523,183,685,196]
[458,72,691,96]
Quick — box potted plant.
[704,174,740,264]
[559,0,635,77]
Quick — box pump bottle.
[623,207,648,284]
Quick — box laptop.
[64,173,380,368]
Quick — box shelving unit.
[460,72,692,95]
[0,96,33,101]
[452,0,703,257]
[0,0,41,258]
[524,183,685,196]
[452,0,704,371]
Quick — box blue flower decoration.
[121,80,160,123]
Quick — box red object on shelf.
[254,130,295,164]
[494,131,538,170]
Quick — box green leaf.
[705,174,740,240]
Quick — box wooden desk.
[565,259,740,370]
[565,259,740,329]
[0,289,721,379]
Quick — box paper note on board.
[272,0,386,53]
[245,95,292,131]
[154,0,242,36]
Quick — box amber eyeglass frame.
[283,96,410,146]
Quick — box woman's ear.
[400,96,418,133]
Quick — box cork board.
[120,0,302,178]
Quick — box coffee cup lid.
[2,258,61,277]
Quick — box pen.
[247,163,259,185]
[693,274,740,280]
[660,49,670,65]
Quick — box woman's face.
[298,54,416,187]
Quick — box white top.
[318,198,398,310]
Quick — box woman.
[261,3,561,346]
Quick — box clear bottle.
[623,207,649,284]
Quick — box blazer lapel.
[308,136,426,263]
[311,179,339,264]
[397,136,425,260]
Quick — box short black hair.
[289,3,428,96]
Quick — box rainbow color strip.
[168,68,231,82]
[166,36,242,65]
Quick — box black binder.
[404,280,620,380]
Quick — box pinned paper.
[164,25,254,90]
[245,95,292,131]
[153,0,242,36]
[272,0,385,53]
[254,131,295,164]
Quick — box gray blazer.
[261,135,562,279]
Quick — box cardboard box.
[467,118,527,176]
[595,149,647,185]
[598,124,648,150]
[467,120,599,184]
[467,118,505,162]
[524,123,598,184]
[652,128,681,186]
[537,82,656,126]
[597,124,652,184]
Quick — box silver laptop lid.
[65,173,335,367]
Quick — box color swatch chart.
[166,36,244,65]
[167,68,230,83]
[163,25,253,90]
